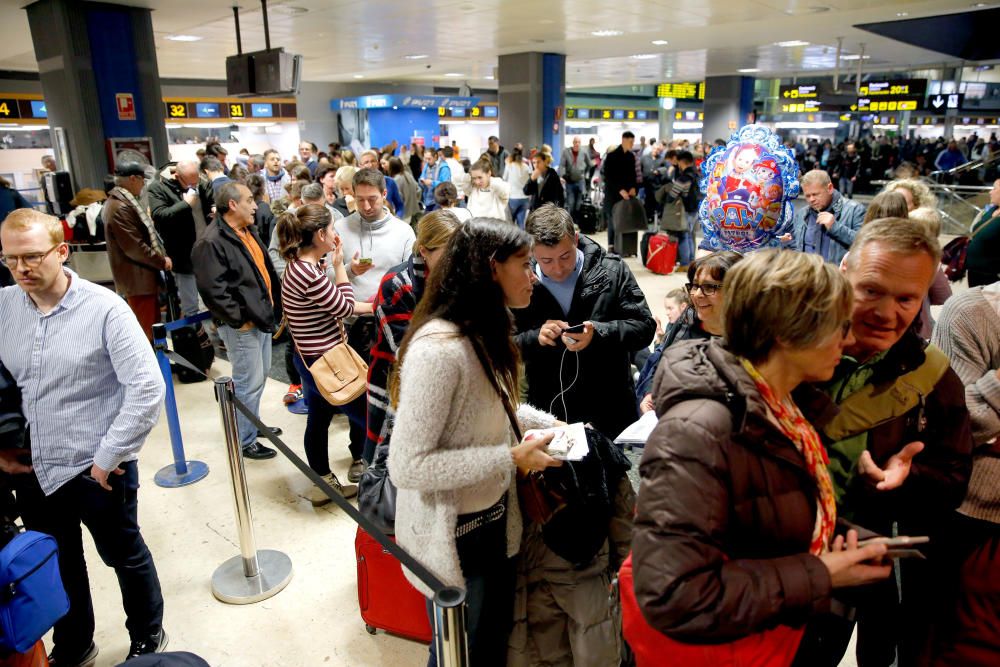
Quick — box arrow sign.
[783,90,790,97]
[931,95,945,109]
[850,104,858,111]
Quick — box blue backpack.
[0,530,69,653]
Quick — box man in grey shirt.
[0,209,167,664]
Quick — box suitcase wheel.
[365,624,377,635]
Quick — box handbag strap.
[971,211,1000,239]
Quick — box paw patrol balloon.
[699,124,800,253]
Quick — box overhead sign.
[859,78,927,98]
[566,107,658,121]
[0,96,49,121]
[781,100,823,113]
[333,94,479,111]
[673,110,704,121]
[439,104,498,119]
[656,82,704,100]
[163,98,296,121]
[925,93,964,111]
[779,84,819,100]
[853,97,919,112]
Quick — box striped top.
[931,284,1000,523]
[0,268,165,496]
[282,258,356,358]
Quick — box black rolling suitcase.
[163,273,214,383]
[575,199,599,234]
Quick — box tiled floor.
[57,239,877,666]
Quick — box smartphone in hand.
[858,535,929,559]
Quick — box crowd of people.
[1,127,999,667]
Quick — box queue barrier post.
[152,321,209,488]
[432,587,470,667]
[224,380,470,664]
[211,376,293,604]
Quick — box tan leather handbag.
[304,320,368,406]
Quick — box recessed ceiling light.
[353,74,365,79]
[896,11,909,16]
[591,30,623,37]
[444,72,463,77]
[404,54,429,60]
[166,35,202,42]
[651,39,669,46]
[631,54,657,60]
[484,75,495,80]
[972,2,987,7]
[775,40,810,47]
[737,68,760,73]
[840,54,871,60]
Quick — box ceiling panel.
[0,0,989,87]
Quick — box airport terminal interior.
[0,0,999,665]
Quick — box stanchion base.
[212,550,293,605]
[154,460,210,488]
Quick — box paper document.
[524,423,589,461]
[615,410,658,446]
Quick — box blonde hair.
[862,191,909,225]
[2,208,64,245]
[415,210,461,252]
[845,217,942,271]
[334,165,358,188]
[723,249,852,364]
[908,206,942,238]
[884,178,936,210]
[801,169,832,187]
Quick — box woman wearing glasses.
[621,249,892,667]
[636,251,743,413]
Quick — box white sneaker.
[308,473,358,506]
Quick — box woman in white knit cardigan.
[388,218,562,667]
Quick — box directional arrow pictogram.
[931,95,945,109]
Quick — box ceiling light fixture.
[484,75,495,80]
[166,35,202,42]
[444,72,463,77]
[353,74,365,79]
[840,54,871,60]
[591,30,623,37]
[737,68,760,73]
[651,39,669,46]
[896,11,909,16]
[775,40,810,47]
[631,54,657,60]
[972,2,987,7]
[404,54,429,60]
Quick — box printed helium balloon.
[698,124,800,253]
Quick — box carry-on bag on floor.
[646,234,678,275]
[163,273,214,383]
[575,200,599,234]
[355,527,433,643]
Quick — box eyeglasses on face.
[0,244,61,269]
[685,281,722,296]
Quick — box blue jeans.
[217,324,272,447]
[293,352,367,468]
[173,272,200,318]
[565,180,584,214]
[508,198,529,229]
[839,176,855,198]
[677,210,698,266]
[15,461,163,658]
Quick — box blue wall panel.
[85,8,145,138]
[368,108,440,153]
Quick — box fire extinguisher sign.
[116,93,136,121]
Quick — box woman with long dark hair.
[388,219,563,667]
[276,204,373,505]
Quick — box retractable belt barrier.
[151,318,213,488]
[154,330,470,665]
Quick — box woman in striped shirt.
[277,204,373,506]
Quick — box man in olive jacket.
[513,204,655,439]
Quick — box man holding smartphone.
[334,168,414,478]
[794,218,973,667]
[1,209,168,664]
[513,204,655,440]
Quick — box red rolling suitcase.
[645,234,678,275]
[355,527,433,643]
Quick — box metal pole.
[211,377,293,604]
[856,43,866,95]
[232,5,242,55]
[152,323,209,488]
[833,37,843,93]
[261,0,271,51]
[433,587,470,667]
